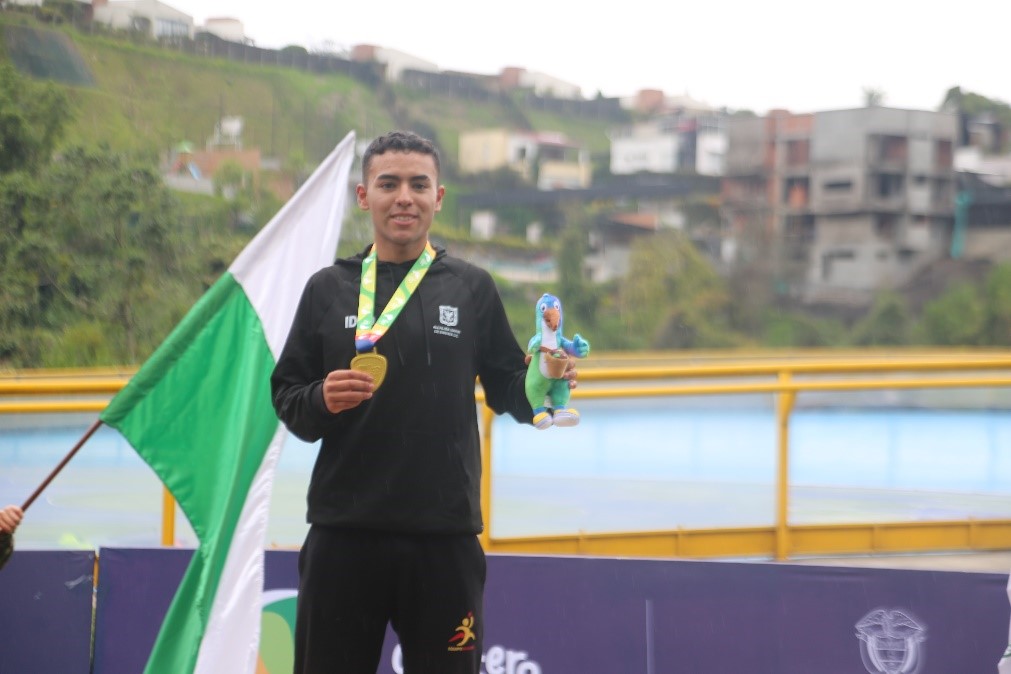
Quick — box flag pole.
[21,419,104,511]
[1,418,104,570]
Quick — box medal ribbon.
[355,241,436,353]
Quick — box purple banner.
[0,549,95,674]
[89,549,1010,673]
[93,547,299,673]
[476,555,1010,674]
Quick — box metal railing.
[5,351,1011,560]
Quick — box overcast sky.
[166,0,1006,115]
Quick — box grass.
[2,17,394,161]
[4,15,618,172]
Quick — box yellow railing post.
[775,370,796,561]
[480,405,495,552]
[161,486,175,547]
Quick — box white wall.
[696,131,727,176]
[375,47,439,82]
[202,17,244,42]
[93,0,193,39]
[519,70,581,99]
[610,135,678,174]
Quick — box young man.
[272,131,568,673]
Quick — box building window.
[875,214,898,240]
[821,250,855,280]
[877,135,908,163]
[784,216,814,261]
[876,174,903,198]
[155,18,189,39]
[936,140,953,169]
[785,139,809,166]
[824,180,853,192]
[784,178,809,207]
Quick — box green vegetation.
[0,58,252,368]
[2,17,395,162]
[942,86,1011,151]
[391,85,518,170]
[66,33,392,162]
[2,14,1011,369]
[522,108,612,155]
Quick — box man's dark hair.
[361,130,441,183]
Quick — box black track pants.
[294,526,486,674]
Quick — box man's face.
[356,151,444,262]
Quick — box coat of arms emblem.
[855,608,926,674]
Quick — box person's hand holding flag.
[0,504,23,534]
[0,504,23,570]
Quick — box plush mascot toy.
[525,293,590,429]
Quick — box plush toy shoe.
[533,409,554,430]
[552,408,580,427]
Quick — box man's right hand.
[321,369,374,414]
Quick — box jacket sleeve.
[270,274,336,442]
[473,273,533,425]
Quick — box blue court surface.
[4,397,1011,555]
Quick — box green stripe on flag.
[101,271,278,674]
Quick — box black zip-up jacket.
[271,246,532,535]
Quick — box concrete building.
[618,89,714,116]
[610,113,727,177]
[458,128,591,190]
[459,176,719,283]
[499,67,581,100]
[201,17,244,43]
[91,0,193,39]
[722,107,957,305]
[585,212,660,283]
[955,146,1011,187]
[350,44,439,83]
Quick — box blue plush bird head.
[535,293,562,336]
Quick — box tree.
[39,146,183,363]
[762,310,845,348]
[0,64,73,364]
[213,159,248,199]
[940,86,1011,151]
[213,159,254,229]
[919,282,985,346]
[0,63,71,174]
[0,172,59,326]
[40,0,88,25]
[619,230,744,349]
[983,263,1011,345]
[849,292,912,346]
[863,87,886,107]
[555,204,595,319]
[283,150,309,192]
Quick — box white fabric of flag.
[100,131,356,673]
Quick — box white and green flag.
[100,131,356,674]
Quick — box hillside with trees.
[4,10,1011,369]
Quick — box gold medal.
[350,350,388,391]
[353,242,435,392]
